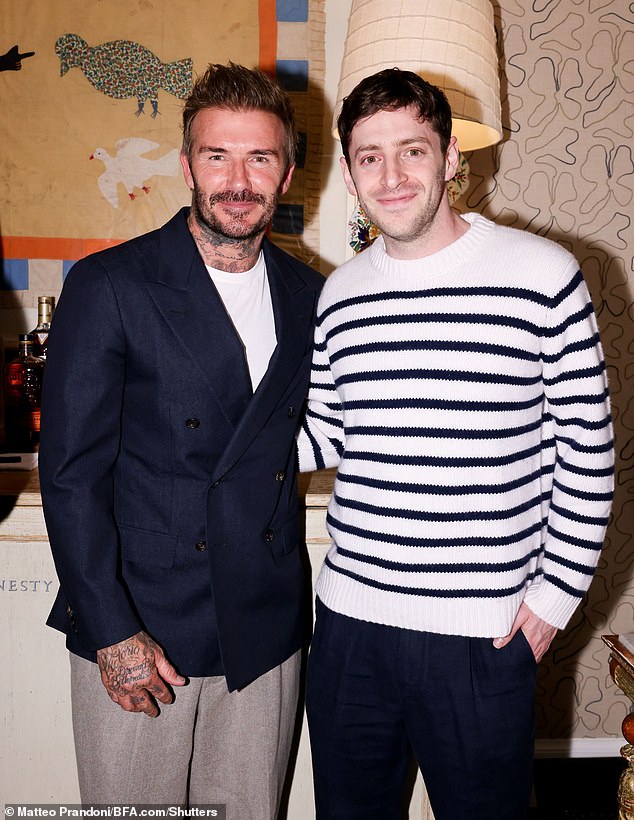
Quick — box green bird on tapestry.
[55,33,192,117]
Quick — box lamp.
[333,0,502,151]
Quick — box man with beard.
[39,63,323,813]
[298,69,613,819]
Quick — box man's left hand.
[493,603,558,663]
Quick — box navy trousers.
[306,599,536,820]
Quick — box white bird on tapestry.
[90,138,180,208]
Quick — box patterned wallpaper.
[455,0,633,740]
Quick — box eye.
[359,155,379,166]
[405,147,424,157]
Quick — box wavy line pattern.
[458,0,634,740]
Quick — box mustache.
[208,190,267,207]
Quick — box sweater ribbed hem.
[315,562,526,638]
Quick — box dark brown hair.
[182,62,297,170]
[337,68,453,166]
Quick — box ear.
[180,150,194,190]
[340,156,358,197]
[279,163,295,197]
[444,136,460,182]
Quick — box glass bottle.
[3,334,45,450]
[29,295,55,358]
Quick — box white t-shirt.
[206,252,277,390]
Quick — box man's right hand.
[96,631,187,717]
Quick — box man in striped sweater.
[298,69,614,820]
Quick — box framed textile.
[0,0,324,308]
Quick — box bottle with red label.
[3,333,45,450]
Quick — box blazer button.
[185,418,200,429]
[275,470,286,482]
[195,540,207,552]
[264,529,274,542]
[287,406,296,418]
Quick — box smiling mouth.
[377,193,417,207]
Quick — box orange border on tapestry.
[2,0,277,263]
[259,0,277,75]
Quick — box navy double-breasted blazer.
[39,208,324,691]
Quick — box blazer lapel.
[145,209,253,428]
[215,238,316,474]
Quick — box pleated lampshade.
[333,0,503,151]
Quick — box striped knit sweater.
[298,213,614,637]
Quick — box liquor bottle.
[3,334,45,450]
[30,295,55,358]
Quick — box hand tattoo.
[97,632,159,696]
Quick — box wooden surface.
[0,468,41,503]
[298,468,336,506]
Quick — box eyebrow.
[353,136,433,160]
[198,145,281,157]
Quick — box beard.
[359,166,448,246]
[191,185,279,242]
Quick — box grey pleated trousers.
[69,650,301,819]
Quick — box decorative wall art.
[0,0,325,308]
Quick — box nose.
[382,155,407,190]
[227,159,250,191]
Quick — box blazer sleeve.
[39,256,144,651]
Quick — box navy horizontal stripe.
[555,455,614,478]
[330,339,539,365]
[334,491,547,523]
[558,436,614,454]
[541,332,601,363]
[554,415,612,431]
[543,362,606,386]
[327,511,544,548]
[549,501,610,527]
[336,545,542,574]
[309,380,338,392]
[542,572,585,599]
[324,312,542,343]
[552,477,614,502]
[545,552,597,576]
[551,269,584,308]
[548,388,610,406]
[543,302,594,337]
[335,368,541,388]
[324,555,535,598]
[546,525,604,551]
[344,419,543,439]
[340,395,544,412]
[343,442,551,467]
[306,405,343,428]
[336,468,543,496]
[317,285,556,326]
